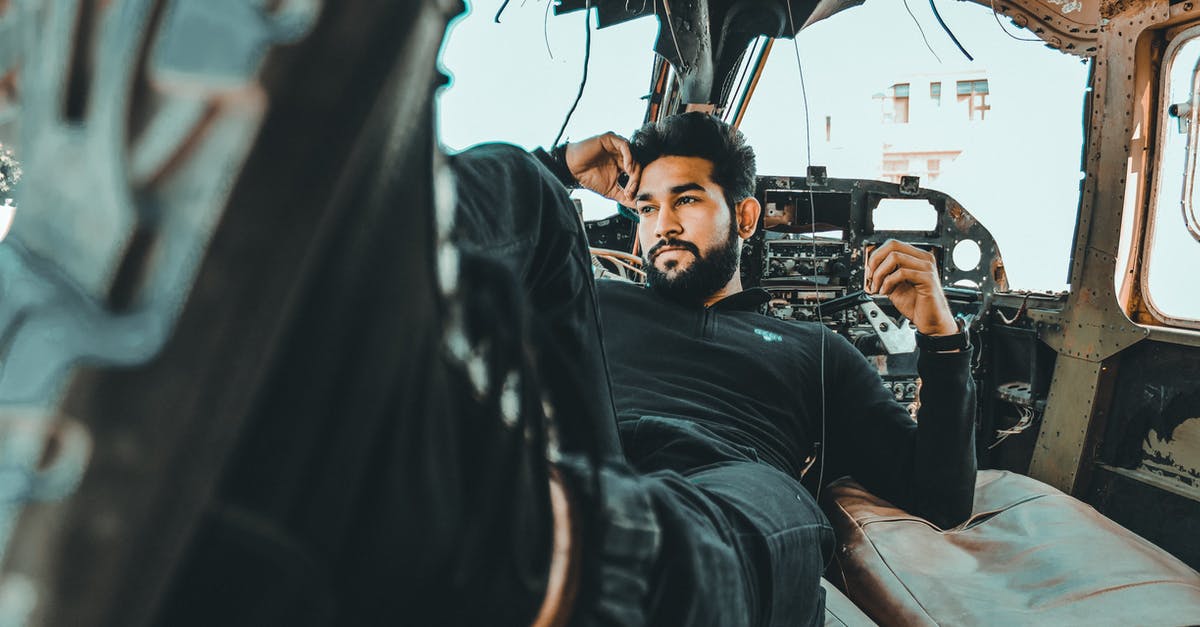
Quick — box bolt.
[869,309,878,318]
[879,322,890,331]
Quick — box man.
[470,111,973,626]
[164,112,972,626]
[547,112,974,625]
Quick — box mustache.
[646,238,701,261]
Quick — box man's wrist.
[532,144,580,189]
[915,318,969,353]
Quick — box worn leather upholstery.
[821,578,876,626]
[821,470,1200,626]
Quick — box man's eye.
[676,196,697,206]
[638,205,659,215]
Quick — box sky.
[433,0,1192,301]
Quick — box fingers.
[865,240,937,291]
[614,135,635,173]
[867,251,934,295]
[865,239,935,275]
[877,267,936,297]
[607,133,642,204]
[622,162,642,201]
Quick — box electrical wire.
[928,0,974,61]
[903,0,942,63]
[784,0,828,502]
[989,0,1043,43]
[543,0,555,59]
[553,0,592,146]
[495,0,511,22]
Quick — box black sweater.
[597,279,977,528]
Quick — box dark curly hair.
[630,112,757,212]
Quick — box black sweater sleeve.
[818,327,977,528]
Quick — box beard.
[643,222,740,305]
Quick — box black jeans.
[447,144,833,627]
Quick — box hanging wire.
[494,0,511,22]
[989,406,1035,449]
[553,0,593,146]
[990,0,1043,43]
[625,0,650,13]
[783,0,828,502]
[928,0,974,61]
[903,0,942,63]
[543,0,556,59]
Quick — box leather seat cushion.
[821,470,1200,626]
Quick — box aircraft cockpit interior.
[0,0,1198,625]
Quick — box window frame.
[1139,25,1200,330]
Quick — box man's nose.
[654,207,682,240]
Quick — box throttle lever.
[821,290,916,354]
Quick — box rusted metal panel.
[1029,356,1104,491]
[1026,1,1171,494]
[1028,1,1167,363]
[978,0,1103,56]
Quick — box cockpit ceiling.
[555,0,1104,60]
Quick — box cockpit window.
[1145,30,1200,326]
[736,1,1087,291]
[436,2,657,218]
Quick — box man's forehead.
[636,156,718,200]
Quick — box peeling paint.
[1141,419,1200,488]
[1049,0,1085,14]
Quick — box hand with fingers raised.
[564,132,643,207]
[864,239,959,337]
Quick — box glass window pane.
[436,5,656,221]
[957,80,972,95]
[738,1,1086,290]
[893,83,910,97]
[975,79,990,94]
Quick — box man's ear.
[735,196,760,240]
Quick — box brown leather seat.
[821,470,1200,626]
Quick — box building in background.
[874,70,990,184]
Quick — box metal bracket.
[859,300,916,355]
[817,290,916,355]
[1029,248,1149,362]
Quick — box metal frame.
[1026,0,1170,494]
[978,0,1102,56]
[1136,20,1200,330]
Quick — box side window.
[884,83,910,124]
[956,79,989,121]
[1144,33,1200,326]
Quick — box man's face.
[633,155,740,303]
